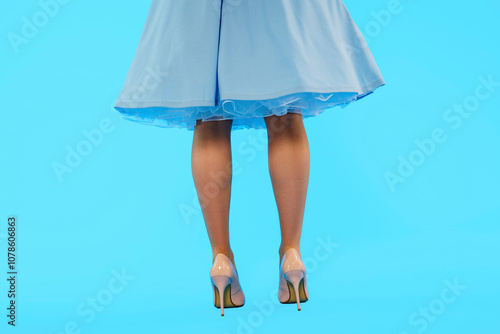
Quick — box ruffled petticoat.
[115,89,381,131]
[114,0,386,131]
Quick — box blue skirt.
[114,0,386,131]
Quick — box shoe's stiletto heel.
[284,270,305,310]
[211,275,231,316]
[278,248,309,310]
[209,253,245,316]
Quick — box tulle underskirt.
[114,88,380,131]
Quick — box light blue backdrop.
[1,0,499,333]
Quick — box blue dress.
[114,0,385,131]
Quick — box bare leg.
[264,111,310,267]
[191,118,237,269]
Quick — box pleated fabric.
[114,0,386,131]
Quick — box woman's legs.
[263,111,310,266]
[192,111,310,270]
[191,118,236,269]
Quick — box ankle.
[212,248,234,264]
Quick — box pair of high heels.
[209,248,309,316]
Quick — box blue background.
[1,0,499,333]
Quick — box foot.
[210,252,245,315]
[277,248,308,309]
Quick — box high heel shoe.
[209,253,245,316]
[278,248,309,310]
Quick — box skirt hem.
[114,80,385,131]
